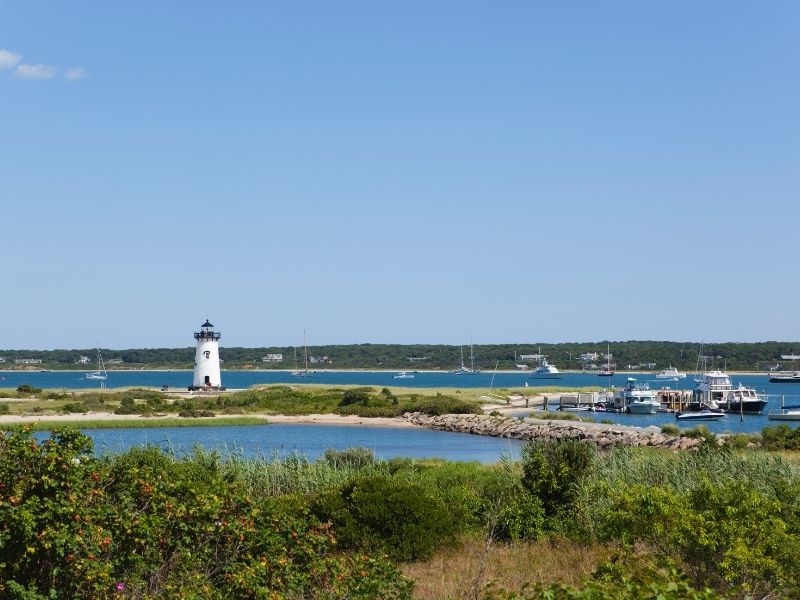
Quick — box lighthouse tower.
[191,319,223,390]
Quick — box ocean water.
[81,423,525,464]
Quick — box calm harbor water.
[7,368,800,461]
[83,424,525,464]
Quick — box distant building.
[262,353,284,363]
[15,358,43,364]
[580,352,599,362]
[78,355,91,364]
[0,357,5,363]
[518,354,544,362]
[781,354,800,360]
[309,355,331,365]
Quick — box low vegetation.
[2,424,800,599]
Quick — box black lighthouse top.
[194,319,221,341]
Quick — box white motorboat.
[676,409,725,421]
[528,358,561,379]
[768,408,800,421]
[393,371,415,379]
[613,378,660,414]
[693,370,767,414]
[655,366,686,380]
[769,371,800,383]
[767,397,800,420]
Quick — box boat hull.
[723,400,768,414]
[768,411,800,421]
[627,404,659,415]
[676,411,725,421]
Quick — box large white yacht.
[693,370,767,414]
[528,358,561,379]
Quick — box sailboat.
[291,331,312,377]
[85,349,108,381]
[598,344,614,377]
[452,339,480,374]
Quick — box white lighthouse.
[191,319,223,390]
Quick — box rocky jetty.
[402,412,701,450]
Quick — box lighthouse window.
[204,351,210,359]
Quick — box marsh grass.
[403,534,611,600]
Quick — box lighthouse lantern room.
[190,319,224,390]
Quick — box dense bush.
[761,423,800,450]
[597,480,800,598]
[405,392,482,415]
[521,439,597,521]
[16,384,41,394]
[310,474,462,561]
[0,427,413,599]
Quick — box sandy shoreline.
[0,410,422,429]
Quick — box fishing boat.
[655,366,686,379]
[528,357,561,379]
[613,378,660,414]
[84,349,107,381]
[693,370,767,414]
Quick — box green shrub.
[0,427,413,599]
[405,393,482,415]
[521,438,597,521]
[339,389,371,406]
[660,423,680,435]
[16,384,41,394]
[322,447,377,469]
[0,403,9,415]
[761,424,800,450]
[492,492,546,541]
[311,474,461,561]
[597,480,800,599]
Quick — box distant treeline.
[1,341,799,372]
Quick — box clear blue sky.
[1,2,798,350]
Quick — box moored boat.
[613,378,660,414]
[676,409,725,421]
[693,370,767,414]
[528,358,562,379]
[655,366,686,380]
[393,371,415,379]
[769,371,800,383]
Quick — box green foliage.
[311,474,462,561]
[339,388,371,406]
[485,560,723,599]
[0,404,8,415]
[322,447,377,469]
[761,423,800,450]
[660,423,680,435]
[16,384,41,394]
[521,439,597,521]
[405,392,482,415]
[492,492,546,542]
[0,427,413,599]
[595,480,800,598]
